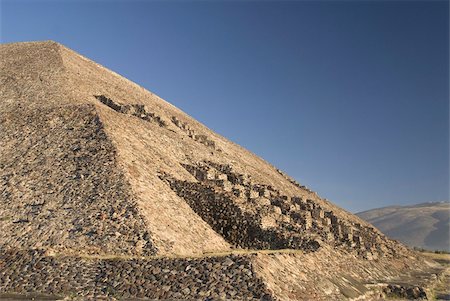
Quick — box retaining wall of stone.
[170,116,218,150]
[163,161,400,259]
[0,249,274,300]
[95,95,167,127]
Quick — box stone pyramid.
[0,41,442,300]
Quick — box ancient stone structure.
[0,41,445,300]
[95,95,167,127]
[171,116,218,150]
[0,104,156,256]
[162,161,401,260]
[0,249,273,300]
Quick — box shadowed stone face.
[0,249,274,300]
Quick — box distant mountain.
[357,202,450,251]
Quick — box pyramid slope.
[0,104,156,255]
[1,40,412,258]
[1,41,442,300]
[61,41,397,256]
[0,41,67,110]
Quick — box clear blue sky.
[1,0,448,212]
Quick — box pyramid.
[0,41,443,300]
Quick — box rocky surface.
[0,104,156,256]
[253,249,446,301]
[383,284,427,300]
[1,41,447,300]
[95,95,167,128]
[161,161,405,259]
[0,249,273,300]
[171,116,218,150]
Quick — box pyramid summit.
[0,41,446,300]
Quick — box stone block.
[261,215,277,229]
[353,235,362,244]
[303,210,312,218]
[248,189,259,199]
[364,251,374,261]
[312,209,324,219]
[341,224,353,235]
[258,188,271,198]
[322,217,332,226]
[257,197,271,207]
[345,232,353,241]
[206,170,218,180]
[281,215,291,223]
[325,232,334,241]
[222,180,233,192]
[292,196,303,205]
[216,173,228,181]
[304,215,312,230]
[273,206,282,215]
[290,204,299,211]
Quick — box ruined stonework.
[95,95,167,127]
[0,41,446,301]
[161,173,320,251]
[171,116,218,150]
[162,161,402,259]
[0,249,273,300]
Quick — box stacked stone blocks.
[162,161,397,259]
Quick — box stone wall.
[275,168,311,192]
[163,161,400,259]
[171,116,218,150]
[95,95,167,127]
[0,104,156,256]
[0,249,274,300]
[161,174,319,251]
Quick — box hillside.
[0,41,446,300]
[357,202,450,251]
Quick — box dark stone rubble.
[161,161,402,259]
[95,95,167,127]
[0,249,274,300]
